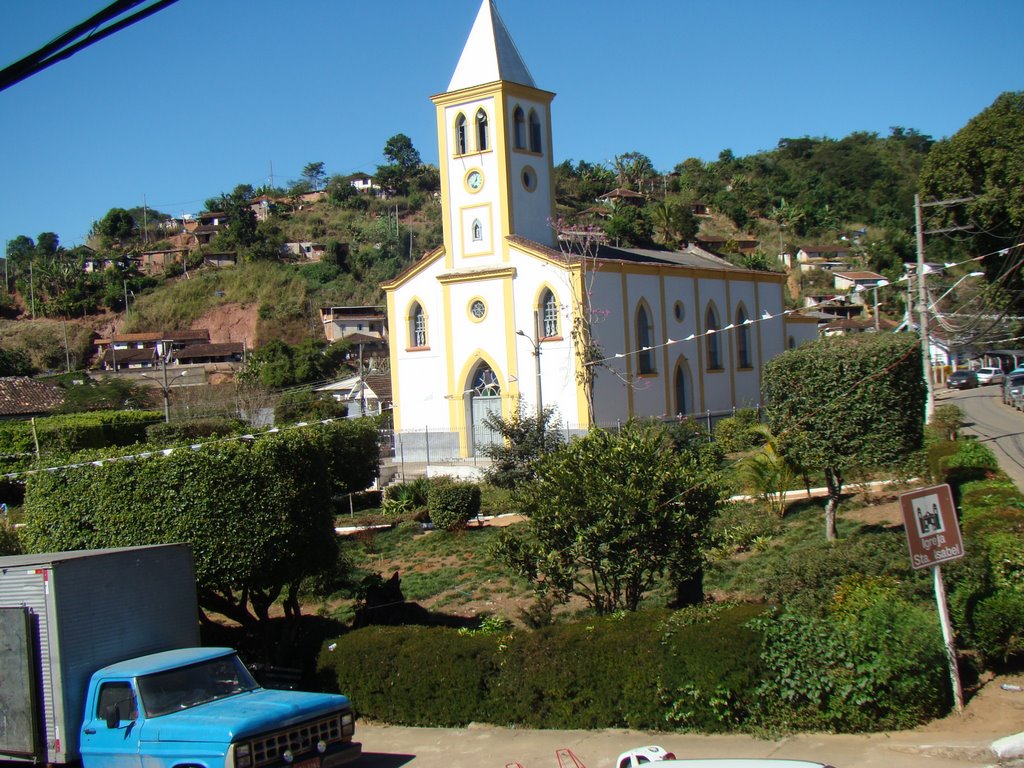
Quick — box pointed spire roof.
[448,0,535,92]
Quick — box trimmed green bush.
[926,439,958,482]
[427,478,481,530]
[972,591,1024,667]
[319,606,767,731]
[146,417,244,443]
[752,592,948,732]
[713,409,761,453]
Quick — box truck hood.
[145,688,352,743]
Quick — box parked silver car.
[977,366,1005,385]
[1003,374,1024,405]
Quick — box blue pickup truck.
[0,545,360,768]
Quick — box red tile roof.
[0,377,64,417]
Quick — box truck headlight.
[235,744,252,768]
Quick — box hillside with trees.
[2,92,1021,372]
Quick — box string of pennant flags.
[4,246,1020,482]
[588,246,1020,370]
[2,418,342,482]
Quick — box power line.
[0,1,180,93]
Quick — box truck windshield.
[138,654,259,717]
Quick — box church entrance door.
[468,362,501,456]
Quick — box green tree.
[480,406,564,489]
[613,151,656,191]
[648,199,698,248]
[21,421,379,630]
[604,204,654,247]
[762,334,926,540]
[376,134,423,196]
[302,161,327,191]
[495,420,722,613]
[918,91,1024,308]
[97,208,136,244]
[0,346,34,376]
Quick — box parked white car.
[977,367,1005,385]
[616,747,833,768]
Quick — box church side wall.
[584,267,794,426]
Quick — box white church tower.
[432,0,557,266]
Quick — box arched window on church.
[476,109,489,151]
[471,219,483,242]
[529,109,542,153]
[540,288,558,338]
[513,107,526,150]
[455,113,467,155]
[410,302,427,348]
[705,304,721,370]
[636,302,655,374]
[736,306,752,368]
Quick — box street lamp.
[516,312,543,415]
[138,344,190,422]
[928,271,985,312]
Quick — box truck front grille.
[250,712,348,767]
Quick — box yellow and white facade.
[383,0,816,458]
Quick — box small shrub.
[752,595,948,732]
[427,478,481,530]
[0,518,21,556]
[941,439,1000,489]
[383,478,430,516]
[713,409,761,453]
[926,439,958,481]
[146,417,243,443]
[971,590,1024,667]
[929,404,965,441]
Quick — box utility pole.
[916,194,976,423]
[62,319,71,372]
[28,260,35,318]
[915,194,934,423]
[142,193,149,245]
[160,349,170,423]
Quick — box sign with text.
[899,483,965,570]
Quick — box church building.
[383,0,817,458]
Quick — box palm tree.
[736,425,805,518]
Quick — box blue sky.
[1,0,1021,248]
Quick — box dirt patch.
[191,302,259,345]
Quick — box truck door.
[80,680,142,768]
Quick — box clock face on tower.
[465,169,484,192]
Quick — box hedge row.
[0,409,162,471]
[318,600,947,733]
[937,439,1024,668]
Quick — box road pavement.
[937,383,1024,491]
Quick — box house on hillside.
[833,270,886,291]
[795,245,853,273]
[346,172,380,195]
[248,194,280,222]
[135,248,188,275]
[95,330,212,370]
[281,242,326,261]
[320,306,387,343]
[171,342,244,365]
[597,188,645,207]
[315,373,393,418]
[381,0,819,459]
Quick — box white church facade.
[384,1,817,459]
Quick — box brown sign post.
[900,483,965,569]
[899,483,966,714]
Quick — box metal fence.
[380,405,762,481]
